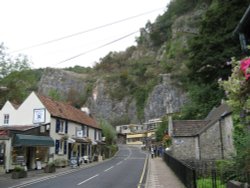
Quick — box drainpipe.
[198,135,201,160]
[219,118,224,159]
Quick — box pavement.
[145,156,185,188]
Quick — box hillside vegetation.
[1,0,250,121]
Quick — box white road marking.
[77,174,99,185]
[116,161,123,165]
[104,166,114,172]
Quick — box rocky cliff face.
[36,3,208,125]
[85,74,187,124]
[38,68,88,100]
[85,79,138,124]
[144,74,187,122]
[37,68,186,124]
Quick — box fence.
[163,152,197,188]
[163,152,250,188]
[189,160,250,188]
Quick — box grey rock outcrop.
[38,68,87,99]
[144,74,187,122]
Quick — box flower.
[240,58,250,80]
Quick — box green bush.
[13,166,25,172]
[54,158,68,167]
[197,178,225,188]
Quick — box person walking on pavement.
[151,146,154,158]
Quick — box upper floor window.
[94,129,97,140]
[55,118,68,134]
[81,125,89,137]
[3,114,9,125]
[94,129,101,140]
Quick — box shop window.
[35,147,49,163]
[12,147,25,164]
[55,140,67,155]
[3,114,9,125]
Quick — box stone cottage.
[168,103,235,161]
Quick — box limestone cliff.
[37,1,209,125]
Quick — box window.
[55,119,68,134]
[81,126,89,137]
[55,140,67,155]
[59,121,64,133]
[82,126,86,137]
[94,129,97,140]
[98,131,101,141]
[4,114,9,125]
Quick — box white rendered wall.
[16,92,51,125]
[0,101,17,126]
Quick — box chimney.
[81,107,90,116]
[168,115,173,136]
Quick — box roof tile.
[37,94,100,129]
[173,120,207,136]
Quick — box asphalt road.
[6,145,147,188]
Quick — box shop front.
[0,130,11,173]
[12,134,54,170]
[68,137,90,164]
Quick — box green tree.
[219,57,250,181]
[99,119,117,145]
[0,43,31,78]
[0,69,42,107]
[178,0,250,119]
[155,116,168,142]
[48,89,62,101]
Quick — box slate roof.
[172,103,232,137]
[172,120,207,137]
[205,103,232,122]
[37,94,100,130]
[0,125,36,131]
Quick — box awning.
[71,137,90,143]
[96,140,105,145]
[13,134,54,147]
[67,137,76,143]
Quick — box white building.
[0,92,103,173]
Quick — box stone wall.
[199,115,235,160]
[221,116,235,158]
[200,121,223,160]
[171,137,197,160]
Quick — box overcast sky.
[0,0,169,69]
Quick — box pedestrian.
[154,145,157,157]
[151,146,154,158]
[159,145,163,157]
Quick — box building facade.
[0,92,102,173]
[168,103,235,161]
